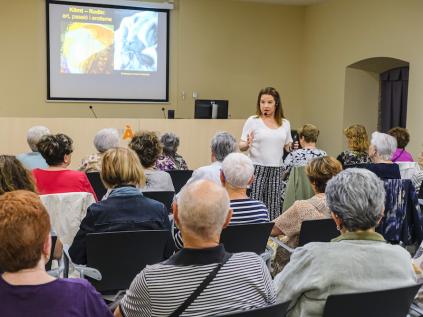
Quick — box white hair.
[371,131,397,161]
[211,132,238,161]
[27,126,50,152]
[177,180,230,239]
[222,153,254,188]
[326,168,385,231]
[94,128,119,153]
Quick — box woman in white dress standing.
[239,87,293,220]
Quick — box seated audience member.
[156,132,188,171]
[364,131,401,179]
[337,124,370,167]
[187,131,238,185]
[70,148,173,265]
[79,128,119,173]
[174,152,270,249]
[0,155,63,259]
[0,190,112,317]
[16,125,50,170]
[32,134,97,200]
[129,131,175,192]
[221,152,269,224]
[271,156,342,275]
[283,124,326,177]
[388,127,414,162]
[412,150,423,193]
[274,168,416,317]
[0,155,36,194]
[114,180,275,317]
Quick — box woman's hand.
[240,131,254,151]
[284,142,293,153]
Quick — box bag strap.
[169,253,232,317]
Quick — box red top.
[32,169,98,201]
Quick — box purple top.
[391,148,414,162]
[0,276,112,317]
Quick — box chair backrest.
[322,284,421,317]
[298,219,339,247]
[220,223,274,254]
[167,170,193,193]
[217,301,291,316]
[86,172,107,200]
[396,161,420,179]
[143,191,175,213]
[86,230,169,293]
[40,192,96,245]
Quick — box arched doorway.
[343,57,409,135]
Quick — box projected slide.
[48,2,169,101]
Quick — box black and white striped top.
[230,199,270,224]
[173,199,269,250]
[120,245,275,317]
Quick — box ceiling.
[235,0,326,5]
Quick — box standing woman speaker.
[239,87,293,220]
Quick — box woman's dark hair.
[161,132,180,156]
[0,155,36,195]
[388,127,410,149]
[37,134,73,166]
[129,131,162,168]
[255,87,284,126]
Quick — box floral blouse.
[336,150,370,167]
[283,148,327,178]
[155,153,188,171]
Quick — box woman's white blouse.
[241,116,293,167]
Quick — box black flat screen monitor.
[194,100,228,119]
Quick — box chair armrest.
[62,244,102,281]
[269,237,295,253]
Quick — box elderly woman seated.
[129,131,175,192]
[0,190,112,316]
[16,125,50,170]
[283,124,327,178]
[69,147,173,264]
[364,131,401,179]
[156,132,188,171]
[271,156,342,275]
[114,180,275,317]
[79,128,120,173]
[388,127,414,162]
[221,152,269,224]
[274,168,417,317]
[32,133,97,199]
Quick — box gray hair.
[161,132,179,156]
[178,180,230,239]
[222,153,254,188]
[325,168,385,231]
[27,126,50,152]
[370,131,397,161]
[94,128,119,153]
[211,132,238,161]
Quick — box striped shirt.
[230,199,270,224]
[173,199,269,250]
[120,245,275,317]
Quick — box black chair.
[86,172,107,200]
[166,170,193,193]
[143,191,175,213]
[322,284,421,317]
[217,301,291,316]
[220,223,274,255]
[86,230,169,293]
[298,218,339,246]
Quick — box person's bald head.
[177,180,231,240]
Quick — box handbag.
[169,253,232,317]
